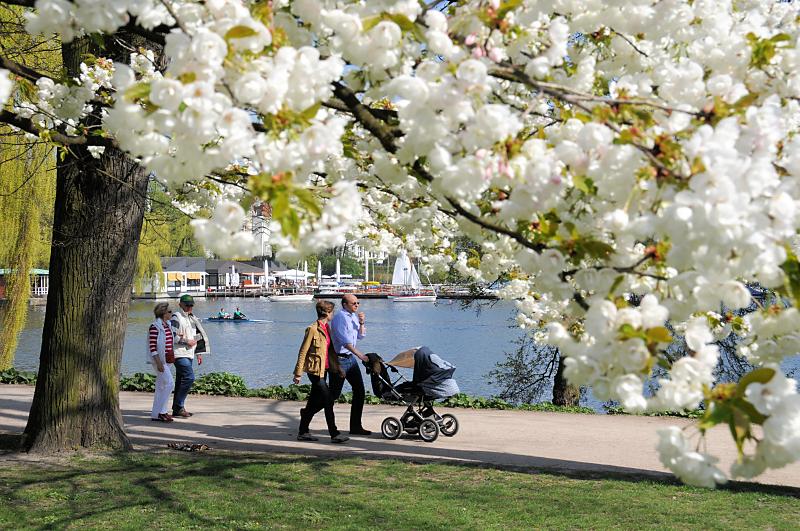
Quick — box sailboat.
[389,251,437,302]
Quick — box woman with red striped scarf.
[148,302,176,422]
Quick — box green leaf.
[387,13,415,32]
[300,102,321,123]
[618,323,637,338]
[731,397,767,426]
[362,15,383,32]
[582,240,615,259]
[735,367,776,398]
[780,248,800,306]
[497,0,523,19]
[225,25,259,41]
[656,357,672,370]
[124,82,151,102]
[272,190,301,240]
[177,72,197,84]
[770,33,792,43]
[294,188,322,217]
[573,174,598,196]
[613,128,637,145]
[698,402,731,432]
[387,13,425,41]
[646,326,672,344]
[608,275,625,297]
[729,408,751,458]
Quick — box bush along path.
[1,368,594,414]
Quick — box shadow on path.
[2,391,799,497]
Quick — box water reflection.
[8,298,523,398]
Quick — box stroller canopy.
[377,347,460,399]
[409,346,460,399]
[412,347,455,386]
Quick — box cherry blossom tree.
[1,0,799,486]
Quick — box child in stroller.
[364,346,460,442]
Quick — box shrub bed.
[5,369,592,413]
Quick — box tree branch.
[122,18,172,47]
[0,0,35,8]
[332,81,400,153]
[609,28,649,58]
[489,64,696,116]
[0,110,116,148]
[323,97,398,124]
[0,54,49,84]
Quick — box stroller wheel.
[381,417,403,440]
[418,419,439,442]
[439,414,459,437]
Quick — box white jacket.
[170,310,197,359]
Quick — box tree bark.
[552,351,581,407]
[23,37,149,452]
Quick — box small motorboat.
[389,293,437,302]
[205,317,269,323]
[267,292,314,302]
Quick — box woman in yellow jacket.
[293,300,349,443]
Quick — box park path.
[1,384,799,488]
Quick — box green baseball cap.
[179,294,194,305]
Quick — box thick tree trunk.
[552,351,581,407]
[23,38,149,452]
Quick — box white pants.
[151,363,175,418]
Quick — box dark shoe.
[349,428,372,436]
[173,408,193,418]
[331,434,350,444]
[297,432,319,441]
[152,413,174,422]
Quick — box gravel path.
[2,384,798,488]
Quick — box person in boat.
[329,294,372,436]
[293,300,349,443]
[217,308,230,319]
[233,307,246,320]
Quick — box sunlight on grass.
[0,452,797,530]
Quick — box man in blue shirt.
[329,294,371,435]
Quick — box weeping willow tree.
[133,180,205,294]
[0,4,58,370]
[0,133,56,369]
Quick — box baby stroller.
[364,346,460,443]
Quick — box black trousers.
[328,357,366,431]
[299,373,339,437]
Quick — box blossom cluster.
[0,69,12,107]
[659,367,800,487]
[14,0,800,486]
[12,59,114,134]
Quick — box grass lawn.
[0,451,798,530]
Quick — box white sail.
[392,252,422,288]
[391,252,411,285]
[408,262,422,289]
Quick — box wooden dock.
[133,285,498,301]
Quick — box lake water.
[10,297,798,409]
[9,297,527,399]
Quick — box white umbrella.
[303,261,308,286]
[274,269,313,277]
[317,260,322,284]
[335,257,341,284]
